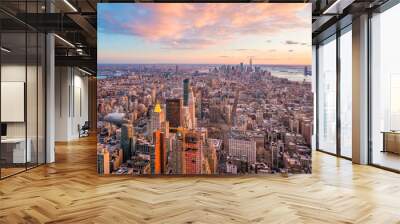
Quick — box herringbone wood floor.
[0,136,400,224]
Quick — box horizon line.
[98,63,311,67]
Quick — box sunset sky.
[98,3,311,65]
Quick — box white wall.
[1,65,26,138]
[1,63,46,164]
[1,64,40,138]
[73,72,89,137]
[54,67,89,141]
[55,66,69,141]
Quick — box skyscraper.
[151,87,157,103]
[183,130,202,174]
[133,139,155,174]
[188,90,196,129]
[161,120,170,138]
[97,146,110,175]
[182,106,190,129]
[249,57,253,72]
[166,99,183,129]
[121,124,133,162]
[170,131,184,174]
[183,78,190,106]
[149,103,164,137]
[195,92,202,120]
[205,139,218,174]
[152,130,165,174]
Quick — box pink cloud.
[104,3,310,49]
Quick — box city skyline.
[97,63,313,175]
[97,3,312,176]
[98,3,311,65]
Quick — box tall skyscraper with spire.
[149,103,164,138]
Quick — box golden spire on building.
[154,103,162,113]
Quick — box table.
[1,138,31,164]
[382,131,400,154]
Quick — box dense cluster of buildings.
[97,61,313,175]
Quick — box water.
[270,71,311,82]
[267,66,311,82]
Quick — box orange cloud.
[98,3,312,65]
[104,3,310,49]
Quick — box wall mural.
[97,3,313,175]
